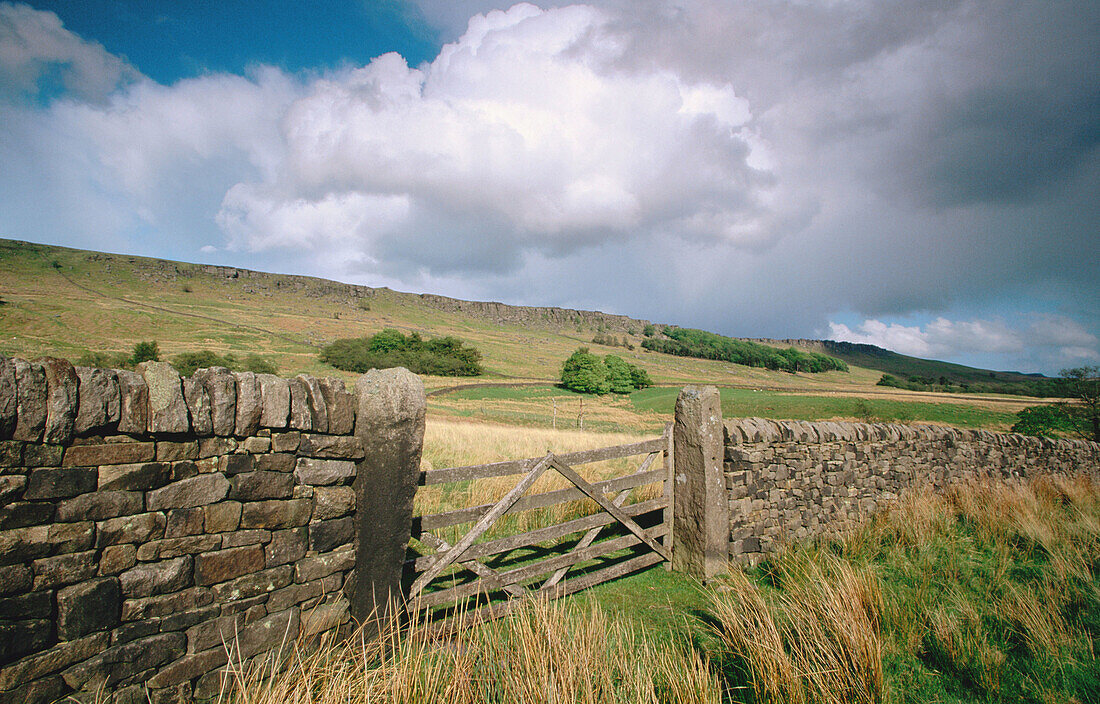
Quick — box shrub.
[131,340,160,364]
[77,350,133,369]
[320,330,482,376]
[169,350,278,377]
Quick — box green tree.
[131,340,160,364]
[1012,405,1078,438]
[560,348,610,394]
[1057,366,1100,442]
[604,355,636,394]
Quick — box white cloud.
[0,2,137,101]
[828,315,1100,370]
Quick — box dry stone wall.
[0,355,413,704]
[724,417,1100,562]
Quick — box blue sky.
[1,0,1097,374]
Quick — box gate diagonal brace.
[419,532,527,598]
[541,451,658,590]
[549,457,671,561]
[410,454,555,599]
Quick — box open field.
[0,239,1054,437]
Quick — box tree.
[1011,405,1078,438]
[560,348,610,394]
[1057,366,1100,442]
[604,355,637,394]
[131,340,160,364]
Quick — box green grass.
[631,386,1018,429]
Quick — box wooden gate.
[406,427,672,621]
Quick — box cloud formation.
[0,1,1097,374]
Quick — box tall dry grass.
[417,419,665,543]
[222,597,723,704]
[711,555,884,704]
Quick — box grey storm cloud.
[1,0,1097,372]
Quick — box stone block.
[157,440,199,462]
[319,377,355,435]
[57,577,121,640]
[115,370,149,436]
[74,367,121,435]
[211,565,292,602]
[0,355,15,441]
[312,485,355,521]
[309,516,354,553]
[146,647,227,689]
[119,556,192,597]
[229,471,294,501]
[32,550,97,590]
[136,534,221,561]
[287,377,312,431]
[120,587,213,621]
[0,618,52,662]
[0,562,32,596]
[39,357,78,444]
[194,544,265,586]
[271,431,300,453]
[255,452,295,472]
[0,525,50,565]
[297,375,329,433]
[0,631,107,691]
[97,461,170,491]
[138,361,189,434]
[233,371,262,437]
[239,498,311,531]
[294,457,355,486]
[57,490,143,521]
[63,441,154,467]
[225,608,299,661]
[298,434,364,459]
[295,547,354,583]
[24,466,96,499]
[204,501,241,533]
[12,359,46,442]
[165,506,205,537]
[242,435,270,453]
[23,443,64,467]
[198,436,236,458]
[221,529,271,547]
[98,544,137,575]
[47,520,95,553]
[0,440,23,467]
[302,599,349,637]
[169,460,199,482]
[61,631,185,691]
[147,473,230,510]
[265,527,307,567]
[0,589,51,620]
[0,675,65,704]
[256,373,290,429]
[158,603,219,632]
[182,377,213,436]
[219,452,254,475]
[96,512,166,547]
[0,501,53,529]
[193,368,236,437]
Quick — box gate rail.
[406,427,672,621]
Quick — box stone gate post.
[351,367,426,630]
[672,385,728,580]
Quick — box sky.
[0,1,1097,375]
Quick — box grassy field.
[0,238,1051,437]
[225,474,1100,704]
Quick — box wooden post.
[672,385,728,580]
[351,367,426,633]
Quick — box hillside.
[748,338,1057,395]
[0,238,1046,432]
